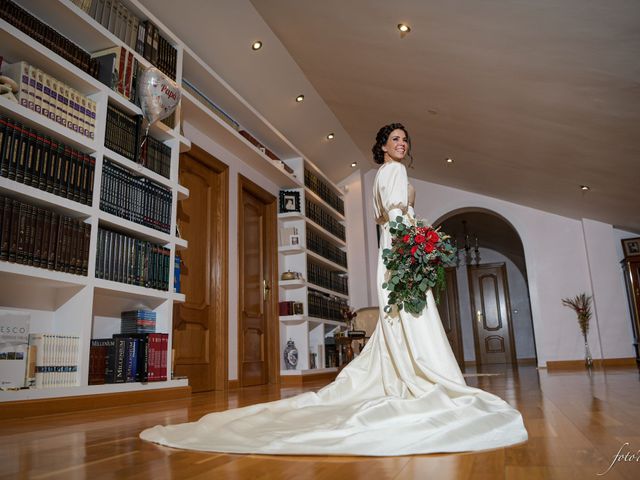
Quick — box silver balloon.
[137,67,180,126]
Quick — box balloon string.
[138,123,151,161]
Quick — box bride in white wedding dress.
[140,123,528,455]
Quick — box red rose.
[415,234,426,244]
[424,243,435,253]
[398,248,404,255]
[403,234,411,243]
[427,230,440,243]
[411,245,419,255]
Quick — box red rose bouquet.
[381,216,457,315]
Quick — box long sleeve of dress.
[374,162,410,224]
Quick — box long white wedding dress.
[140,161,528,455]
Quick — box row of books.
[308,289,349,322]
[306,230,347,268]
[26,334,80,388]
[72,0,177,80]
[307,260,349,296]
[0,114,96,206]
[306,198,346,241]
[93,46,139,103]
[305,168,344,215]
[4,61,97,139]
[279,301,304,316]
[100,159,172,234]
[0,194,90,275]
[95,227,170,290]
[0,0,101,79]
[89,333,168,384]
[121,309,156,334]
[105,104,171,178]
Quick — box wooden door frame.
[444,267,464,367]
[178,144,229,390]
[237,174,280,386]
[467,262,517,367]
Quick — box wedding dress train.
[140,161,528,455]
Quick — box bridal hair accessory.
[382,217,457,315]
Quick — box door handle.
[263,279,271,301]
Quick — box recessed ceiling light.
[327,133,335,140]
[251,40,263,51]
[580,185,590,191]
[296,94,305,102]
[446,157,453,164]
[397,23,411,34]
[351,162,357,168]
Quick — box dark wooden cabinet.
[621,257,640,371]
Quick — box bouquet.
[381,216,457,315]
[561,293,592,339]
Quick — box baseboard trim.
[280,371,337,386]
[546,357,636,370]
[0,386,192,420]
[463,357,537,367]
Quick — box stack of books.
[0,194,91,275]
[70,0,177,80]
[100,159,172,233]
[89,332,168,384]
[4,61,97,139]
[305,198,345,241]
[104,104,171,179]
[304,168,344,215]
[95,227,170,290]
[121,309,156,334]
[1,114,96,205]
[0,0,101,79]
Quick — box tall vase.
[583,334,593,369]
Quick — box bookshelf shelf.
[94,278,171,302]
[176,184,189,200]
[181,90,302,188]
[103,147,173,189]
[306,249,348,273]
[307,282,349,300]
[97,211,172,246]
[0,95,99,154]
[278,212,305,221]
[0,261,89,288]
[0,377,188,401]
[304,187,345,222]
[305,218,346,247]
[0,177,94,218]
[278,245,305,255]
[172,292,186,303]
[279,279,306,290]
[174,237,188,250]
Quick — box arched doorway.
[434,208,538,369]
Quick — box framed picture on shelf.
[290,234,300,246]
[279,190,301,213]
[622,237,640,258]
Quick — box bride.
[140,123,528,456]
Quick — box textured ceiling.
[141,0,640,232]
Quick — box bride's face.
[382,129,408,162]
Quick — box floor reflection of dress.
[140,161,528,456]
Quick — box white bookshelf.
[1,0,351,402]
[0,0,192,402]
[277,160,350,374]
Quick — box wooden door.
[436,267,464,369]
[238,176,278,387]
[173,145,228,392]
[468,263,517,365]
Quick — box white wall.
[340,170,372,310]
[348,169,635,367]
[183,122,280,381]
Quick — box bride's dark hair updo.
[372,123,411,165]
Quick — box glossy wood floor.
[1,365,639,480]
